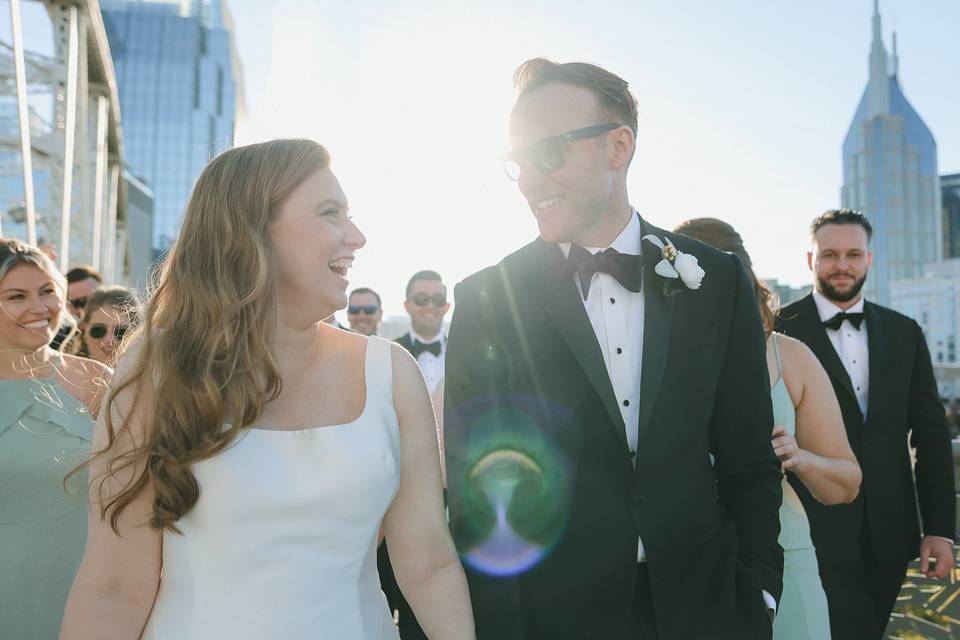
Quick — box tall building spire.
[867,0,890,116]
[891,31,899,77]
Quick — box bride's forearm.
[398,552,475,640]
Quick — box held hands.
[771,425,807,474]
[919,535,955,579]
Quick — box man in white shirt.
[444,58,782,639]
[395,270,450,395]
[777,209,956,639]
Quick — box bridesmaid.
[675,218,861,640]
[0,238,111,639]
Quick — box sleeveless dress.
[769,334,832,640]
[0,374,94,640]
[142,336,402,639]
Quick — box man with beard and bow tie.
[776,209,955,639]
[443,58,783,639]
[380,269,452,639]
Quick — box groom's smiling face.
[509,83,616,245]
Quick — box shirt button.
[610,297,616,304]
[616,347,623,354]
[623,399,630,407]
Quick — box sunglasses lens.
[537,138,565,172]
[503,159,521,182]
[71,298,86,309]
[349,305,378,315]
[89,325,106,339]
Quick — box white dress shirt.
[560,212,647,559]
[812,291,869,417]
[408,330,445,394]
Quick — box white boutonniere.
[642,234,705,297]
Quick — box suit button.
[629,450,636,458]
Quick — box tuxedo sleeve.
[443,278,524,639]
[709,254,784,602]
[907,320,957,541]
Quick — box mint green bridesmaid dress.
[0,375,94,640]
[770,334,832,639]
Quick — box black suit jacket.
[444,218,783,639]
[394,332,415,354]
[776,295,955,566]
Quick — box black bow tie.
[562,244,644,300]
[822,311,865,331]
[411,339,442,359]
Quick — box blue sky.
[22,1,960,317]
[229,0,960,319]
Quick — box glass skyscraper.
[841,1,942,307]
[101,0,240,250]
[943,174,960,259]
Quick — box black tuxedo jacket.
[776,295,955,566]
[394,332,415,354]
[444,218,783,639]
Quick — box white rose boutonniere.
[643,234,705,296]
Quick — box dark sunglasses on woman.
[87,324,127,341]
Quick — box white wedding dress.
[142,337,402,639]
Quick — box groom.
[444,59,783,639]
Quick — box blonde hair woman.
[0,238,110,638]
[61,140,474,639]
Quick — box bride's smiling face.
[269,167,366,327]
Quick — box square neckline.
[248,337,372,433]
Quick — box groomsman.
[395,270,450,394]
[444,58,782,639]
[380,270,451,639]
[347,287,383,336]
[776,209,956,639]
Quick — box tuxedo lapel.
[864,302,888,422]
[637,220,675,445]
[792,295,858,404]
[526,239,629,450]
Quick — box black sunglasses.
[348,304,380,315]
[503,123,621,181]
[69,297,87,309]
[88,324,127,341]
[409,293,447,307]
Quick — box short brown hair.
[674,218,776,336]
[513,58,639,135]
[65,265,102,284]
[810,209,873,241]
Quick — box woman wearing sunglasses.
[0,238,111,638]
[75,286,140,365]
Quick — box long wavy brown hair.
[78,139,331,533]
[673,217,777,335]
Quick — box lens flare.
[449,398,573,578]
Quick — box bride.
[60,139,475,639]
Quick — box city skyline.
[228,0,960,318]
[841,0,942,307]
